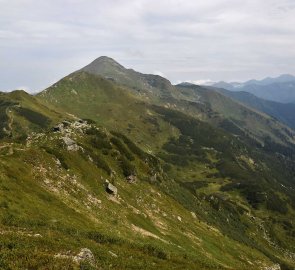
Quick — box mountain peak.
[80,56,125,75]
[91,56,122,65]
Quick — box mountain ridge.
[211,74,295,103]
[0,56,294,269]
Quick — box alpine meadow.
[1,1,295,270]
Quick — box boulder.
[126,174,137,183]
[74,248,95,265]
[52,123,64,132]
[105,180,117,195]
[62,137,79,151]
[62,120,71,127]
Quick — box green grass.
[0,69,293,269]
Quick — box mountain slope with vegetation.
[214,87,295,130]
[0,58,294,269]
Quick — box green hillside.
[175,84,295,146]
[0,58,294,269]
[214,87,295,129]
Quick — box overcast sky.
[1,0,295,92]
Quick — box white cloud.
[183,80,215,86]
[0,0,295,91]
[16,86,30,92]
[152,70,166,77]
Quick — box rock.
[52,123,64,132]
[149,173,158,182]
[55,159,61,166]
[74,248,95,265]
[62,120,71,127]
[62,136,79,151]
[105,180,117,195]
[108,251,118,257]
[126,174,137,183]
[177,216,182,222]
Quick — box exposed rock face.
[105,180,117,195]
[126,174,136,183]
[73,248,95,265]
[62,136,79,151]
[53,123,64,132]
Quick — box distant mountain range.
[212,74,295,103]
[212,87,295,130]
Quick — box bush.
[16,107,50,128]
[140,244,168,260]
[87,231,122,244]
[266,191,288,214]
[82,118,96,124]
[89,137,112,150]
[85,127,107,138]
[111,131,146,158]
[120,156,136,177]
[91,153,112,175]
[42,147,69,169]
[110,137,134,161]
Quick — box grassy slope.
[78,56,295,147]
[0,119,278,270]
[36,71,295,269]
[38,72,178,152]
[176,84,295,146]
[215,87,295,129]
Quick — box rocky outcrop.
[73,248,95,264]
[105,180,117,195]
[126,174,136,183]
[62,136,79,151]
[55,248,95,266]
[52,123,64,132]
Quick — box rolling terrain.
[0,57,294,269]
[214,87,295,130]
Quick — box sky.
[1,0,295,92]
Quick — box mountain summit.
[79,56,177,99]
[80,56,126,75]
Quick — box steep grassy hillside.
[77,56,295,148]
[38,72,178,151]
[214,88,295,129]
[1,117,284,269]
[176,84,295,147]
[1,58,294,269]
[0,90,63,140]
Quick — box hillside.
[68,57,295,148]
[79,56,179,100]
[0,58,294,269]
[175,83,295,147]
[215,88,295,130]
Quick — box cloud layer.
[1,0,295,91]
